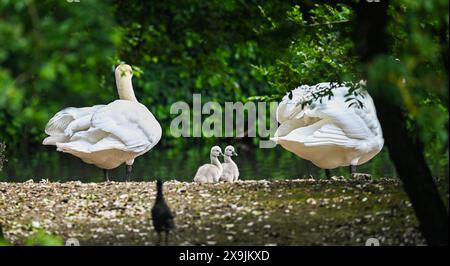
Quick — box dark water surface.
[0,144,396,182]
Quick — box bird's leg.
[103,169,109,182]
[125,164,132,181]
[165,231,169,246]
[324,169,331,179]
[156,232,161,246]
[349,165,356,177]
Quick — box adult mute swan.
[219,145,239,182]
[43,63,162,181]
[193,146,224,183]
[271,82,384,178]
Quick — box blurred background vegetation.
[0,0,447,181]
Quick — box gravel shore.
[0,179,434,246]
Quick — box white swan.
[193,146,224,183]
[43,64,162,181]
[271,82,384,176]
[219,145,239,182]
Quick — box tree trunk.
[375,99,449,245]
[353,1,448,245]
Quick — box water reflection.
[0,145,396,182]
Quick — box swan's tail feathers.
[42,135,70,145]
[45,111,75,135]
[56,134,128,154]
[56,140,92,153]
[44,105,106,136]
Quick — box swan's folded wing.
[281,122,357,148]
[91,100,162,153]
[303,123,355,147]
[318,100,372,140]
[352,91,383,137]
[273,119,305,139]
[276,99,298,124]
[57,128,126,153]
[43,105,105,145]
[276,94,307,124]
[277,83,335,123]
[273,109,323,140]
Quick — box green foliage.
[0,142,5,171]
[252,1,448,176]
[253,4,356,96]
[0,223,63,246]
[25,230,63,246]
[0,235,8,246]
[0,0,117,148]
[112,0,292,146]
[366,0,449,176]
[0,0,447,178]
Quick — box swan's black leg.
[349,165,356,176]
[103,169,109,182]
[325,169,331,179]
[165,231,169,246]
[125,165,132,181]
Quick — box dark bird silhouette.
[151,179,175,245]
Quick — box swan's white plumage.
[44,105,105,139]
[271,82,384,169]
[43,64,162,170]
[220,145,239,182]
[220,163,239,182]
[194,146,223,183]
[194,164,222,183]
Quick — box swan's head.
[224,145,238,157]
[114,63,137,102]
[210,146,223,157]
[115,63,133,78]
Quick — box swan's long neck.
[211,155,222,171]
[116,74,138,102]
[224,155,236,165]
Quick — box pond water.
[0,142,396,182]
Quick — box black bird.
[151,179,175,245]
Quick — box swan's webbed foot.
[103,169,110,182]
[125,164,132,181]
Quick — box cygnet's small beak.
[233,151,238,156]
